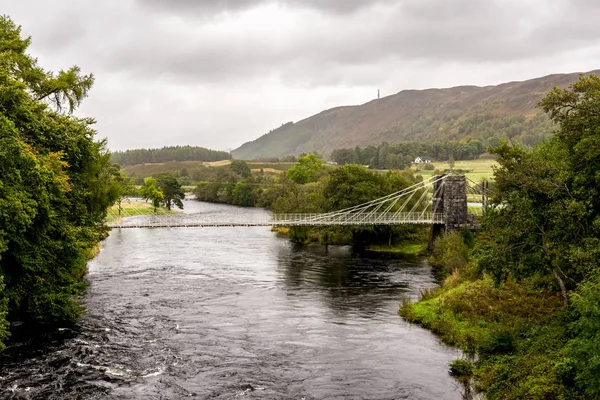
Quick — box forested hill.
[232,70,600,160]
[111,145,232,166]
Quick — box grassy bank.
[399,272,573,399]
[399,230,598,399]
[271,225,431,256]
[366,242,428,255]
[413,158,497,182]
[106,200,179,224]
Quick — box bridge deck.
[107,212,444,229]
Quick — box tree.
[323,164,385,211]
[478,74,600,305]
[539,74,600,222]
[230,160,251,178]
[286,154,324,184]
[0,16,120,337]
[111,168,138,215]
[232,182,258,206]
[155,175,185,210]
[140,177,164,211]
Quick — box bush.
[430,231,471,277]
[478,329,516,356]
[450,359,473,379]
[565,277,600,397]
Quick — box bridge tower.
[429,174,470,248]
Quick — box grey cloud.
[140,0,393,15]
[83,0,598,89]
[2,0,600,152]
[12,0,600,89]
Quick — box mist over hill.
[232,70,599,160]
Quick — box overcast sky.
[2,0,599,151]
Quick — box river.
[1,200,461,399]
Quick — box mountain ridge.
[232,70,599,160]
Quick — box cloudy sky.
[2,0,599,151]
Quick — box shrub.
[430,231,471,277]
[565,277,600,397]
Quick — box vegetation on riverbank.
[366,242,428,255]
[0,17,121,349]
[365,228,431,255]
[401,75,600,399]
[191,155,433,249]
[106,200,179,224]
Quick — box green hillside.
[232,70,599,160]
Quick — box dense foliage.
[155,174,185,210]
[330,139,486,169]
[478,74,600,303]
[111,145,232,166]
[0,16,120,348]
[402,74,600,399]
[139,177,164,211]
[193,156,429,247]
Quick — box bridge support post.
[429,174,469,249]
[443,175,468,231]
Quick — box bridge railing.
[271,212,444,225]
[107,212,444,228]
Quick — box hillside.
[232,70,599,160]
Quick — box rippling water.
[0,200,460,399]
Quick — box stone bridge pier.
[429,174,472,249]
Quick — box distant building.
[326,161,338,165]
[414,157,431,163]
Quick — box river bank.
[106,199,181,224]
[399,230,597,399]
[400,271,565,398]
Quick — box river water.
[1,200,461,399]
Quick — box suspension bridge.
[107,174,487,230]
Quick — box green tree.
[323,164,385,211]
[140,177,164,211]
[0,16,120,336]
[155,174,185,210]
[478,74,600,304]
[564,277,600,397]
[230,160,251,178]
[111,168,138,215]
[286,154,324,184]
[232,182,258,206]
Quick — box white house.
[414,156,431,163]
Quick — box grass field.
[119,157,497,185]
[106,200,179,224]
[413,158,497,182]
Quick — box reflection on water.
[0,200,460,399]
[278,244,435,319]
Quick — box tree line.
[0,17,121,349]
[330,139,486,169]
[111,145,232,166]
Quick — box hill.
[232,70,599,160]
